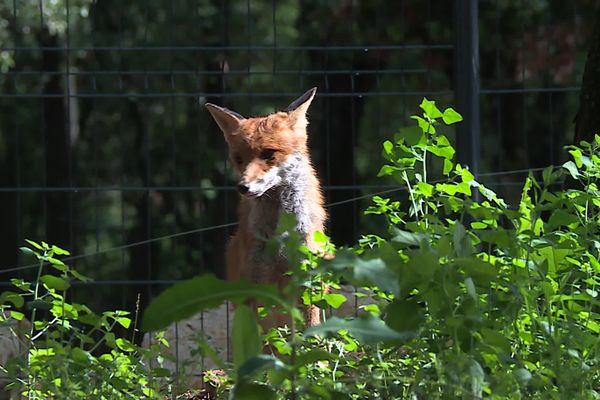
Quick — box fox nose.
[237,183,250,195]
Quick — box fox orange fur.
[205,88,326,326]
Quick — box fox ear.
[285,87,317,132]
[205,103,244,137]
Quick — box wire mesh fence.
[0,1,595,375]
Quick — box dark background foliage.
[0,0,596,316]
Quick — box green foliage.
[5,98,600,398]
[143,98,600,398]
[0,241,172,399]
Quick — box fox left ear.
[205,103,245,138]
[285,87,317,132]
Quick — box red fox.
[205,88,326,326]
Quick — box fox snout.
[237,183,250,195]
[237,164,283,198]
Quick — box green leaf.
[385,298,424,334]
[24,239,43,250]
[40,275,70,291]
[321,250,399,296]
[443,158,454,175]
[305,315,411,344]
[548,209,579,228]
[396,125,423,146]
[0,291,25,308]
[237,355,287,382]
[416,182,434,197]
[115,338,136,352]
[232,305,262,370]
[411,115,436,134]
[419,98,443,119]
[391,229,425,247]
[562,160,579,179]
[377,164,403,177]
[142,274,289,332]
[294,349,336,368]
[19,246,36,256]
[9,311,25,321]
[115,316,131,329]
[323,293,347,309]
[234,382,279,400]
[455,258,497,285]
[51,245,70,256]
[513,368,532,385]
[442,107,463,124]
[452,222,473,258]
[464,277,477,300]
[27,299,52,311]
[382,140,394,158]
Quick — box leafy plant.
[138,98,600,398]
[0,240,173,399]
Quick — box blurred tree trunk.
[575,7,600,143]
[298,1,389,246]
[41,28,71,250]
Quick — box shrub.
[0,241,173,399]
[145,98,600,399]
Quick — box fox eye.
[260,149,276,161]
[234,155,243,165]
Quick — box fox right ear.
[205,103,244,136]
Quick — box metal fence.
[0,0,592,337]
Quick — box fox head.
[206,88,317,198]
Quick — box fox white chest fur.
[205,88,326,289]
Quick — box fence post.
[454,0,480,177]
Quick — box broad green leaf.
[377,164,403,177]
[323,293,347,309]
[455,258,497,285]
[321,250,399,296]
[385,298,424,334]
[416,182,434,197]
[406,250,439,281]
[305,315,411,344]
[40,275,70,291]
[27,299,52,311]
[19,246,36,256]
[443,158,454,175]
[464,277,477,300]
[294,349,336,368]
[232,305,261,370]
[234,382,278,400]
[115,338,135,352]
[481,328,511,353]
[382,140,394,158]
[442,107,463,124]
[51,245,70,256]
[9,311,25,321]
[396,125,423,146]
[569,147,583,167]
[469,359,484,398]
[24,239,43,250]
[237,355,287,382]
[391,228,425,247]
[115,316,131,329]
[548,209,579,228]
[452,222,473,258]
[470,221,487,229]
[419,98,443,119]
[513,368,532,384]
[562,160,579,179]
[142,275,289,332]
[0,291,25,308]
[411,115,436,134]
